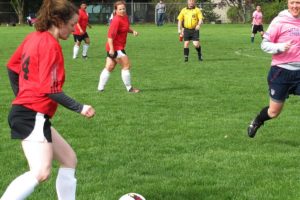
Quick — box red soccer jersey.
[106,15,130,51]
[73,8,89,35]
[7,31,65,118]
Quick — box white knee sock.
[73,45,79,59]
[98,68,111,91]
[121,69,132,91]
[1,171,39,200]
[56,168,77,200]
[82,44,89,57]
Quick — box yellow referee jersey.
[177,7,203,29]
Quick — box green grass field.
[1,24,300,200]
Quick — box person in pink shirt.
[248,0,300,138]
[97,1,140,93]
[251,5,264,43]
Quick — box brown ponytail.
[35,0,78,31]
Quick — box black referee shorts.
[183,28,200,41]
[8,105,52,142]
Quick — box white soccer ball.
[119,193,146,200]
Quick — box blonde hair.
[35,0,78,31]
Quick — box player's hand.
[283,41,292,52]
[81,105,95,118]
[133,30,138,36]
[195,24,200,30]
[108,50,117,59]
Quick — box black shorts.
[8,105,52,142]
[183,28,199,41]
[267,66,300,102]
[252,25,264,34]
[73,32,89,42]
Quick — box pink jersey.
[264,10,300,66]
[252,10,263,25]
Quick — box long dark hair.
[35,0,78,31]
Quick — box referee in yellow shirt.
[177,0,203,62]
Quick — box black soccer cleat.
[184,57,188,62]
[198,56,203,61]
[247,119,263,138]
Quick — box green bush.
[261,2,286,23]
[227,6,241,23]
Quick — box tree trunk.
[10,0,24,24]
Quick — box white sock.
[1,171,39,200]
[121,69,132,91]
[82,44,89,57]
[56,168,77,200]
[98,68,111,91]
[73,45,79,59]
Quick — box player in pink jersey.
[97,1,140,93]
[248,0,300,138]
[1,0,95,199]
[251,5,264,43]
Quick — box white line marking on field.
[234,50,270,60]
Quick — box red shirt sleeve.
[108,17,120,40]
[7,40,25,73]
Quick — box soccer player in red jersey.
[1,1,95,199]
[97,0,140,93]
[72,1,91,59]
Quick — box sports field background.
[1,24,300,200]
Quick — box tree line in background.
[152,0,287,24]
[223,0,287,23]
[9,0,287,24]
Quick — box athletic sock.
[256,106,272,124]
[82,44,89,57]
[195,46,202,57]
[56,168,77,200]
[73,45,80,59]
[98,68,111,91]
[1,171,39,200]
[121,69,132,91]
[184,48,189,59]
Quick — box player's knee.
[34,168,52,183]
[122,65,130,70]
[268,109,281,118]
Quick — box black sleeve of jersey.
[7,68,19,97]
[47,92,83,113]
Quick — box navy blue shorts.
[73,32,89,42]
[8,105,52,142]
[267,66,300,102]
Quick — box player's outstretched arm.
[47,92,95,118]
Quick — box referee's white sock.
[73,45,80,59]
[56,168,77,200]
[82,44,89,57]
[1,171,39,200]
[98,68,111,91]
[121,69,132,91]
